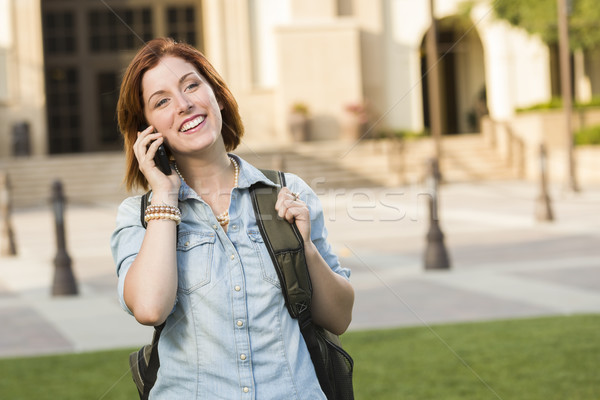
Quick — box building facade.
[1,0,600,159]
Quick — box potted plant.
[288,102,310,141]
[343,101,369,140]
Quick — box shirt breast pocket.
[247,229,281,289]
[176,231,216,293]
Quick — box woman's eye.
[155,98,168,108]
[185,82,199,91]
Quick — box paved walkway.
[0,180,599,358]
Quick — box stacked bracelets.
[144,204,182,225]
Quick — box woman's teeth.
[180,116,205,132]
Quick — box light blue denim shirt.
[110,154,350,399]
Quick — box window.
[166,6,197,46]
[88,8,153,53]
[42,11,77,55]
[97,72,121,144]
[46,67,81,153]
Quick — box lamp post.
[424,158,450,270]
[0,172,17,256]
[557,0,579,192]
[536,144,554,222]
[51,180,78,296]
[426,0,443,167]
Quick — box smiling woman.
[117,38,243,192]
[110,38,354,400]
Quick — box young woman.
[111,38,354,399]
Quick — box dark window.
[166,6,197,46]
[87,7,153,53]
[46,67,82,153]
[42,11,77,55]
[97,72,121,144]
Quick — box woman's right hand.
[134,125,181,200]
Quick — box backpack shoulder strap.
[140,191,152,228]
[251,170,335,398]
[250,169,312,318]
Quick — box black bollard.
[51,180,78,296]
[424,159,451,270]
[535,144,554,222]
[0,171,17,256]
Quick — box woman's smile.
[179,115,206,133]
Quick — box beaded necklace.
[173,156,239,227]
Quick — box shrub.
[575,124,600,145]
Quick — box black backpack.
[129,169,354,399]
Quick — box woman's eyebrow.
[179,72,196,83]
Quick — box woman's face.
[141,56,223,156]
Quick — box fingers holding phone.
[137,125,170,174]
[134,125,179,191]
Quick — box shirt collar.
[177,153,279,201]
[233,153,280,190]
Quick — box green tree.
[492,0,600,49]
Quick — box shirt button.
[184,241,190,247]
[212,224,218,230]
[236,320,243,327]
[232,224,238,230]
[230,254,235,260]
[240,354,247,360]
[234,285,241,292]
[243,387,250,393]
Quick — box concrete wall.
[473,2,551,122]
[482,109,600,184]
[275,20,363,142]
[0,0,47,159]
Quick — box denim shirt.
[110,154,350,399]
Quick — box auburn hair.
[117,38,244,191]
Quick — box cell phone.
[139,124,172,175]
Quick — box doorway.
[420,16,486,134]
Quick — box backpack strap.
[250,169,334,399]
[140,191,151,228]
[250,170,312,318]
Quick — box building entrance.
[420,16,486,134]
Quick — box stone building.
[1,0,600,162]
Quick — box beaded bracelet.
[145,204,181,216]
[144,204,181,225]
[144,213,181,225]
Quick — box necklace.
[174,156,239,227]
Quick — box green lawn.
[0,314,598,399]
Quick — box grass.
[516,96,600,112]
[575,124,600,145]
[0,315,598,399]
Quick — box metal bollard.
[0,171,17,256]
[424,159,451,270]
[535,144,554,222]
[51,180,78,296]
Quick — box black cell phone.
[140,124,172,175]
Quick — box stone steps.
[0,134,518,209]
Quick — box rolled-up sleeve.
[110,196,146,316]
[285,173,351,280]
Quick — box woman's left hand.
[275,187,311,243]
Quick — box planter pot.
[288,112,309,141]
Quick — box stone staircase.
[0,134,518,209]
[439,134,519,182]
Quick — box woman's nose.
[176,94,193,114]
